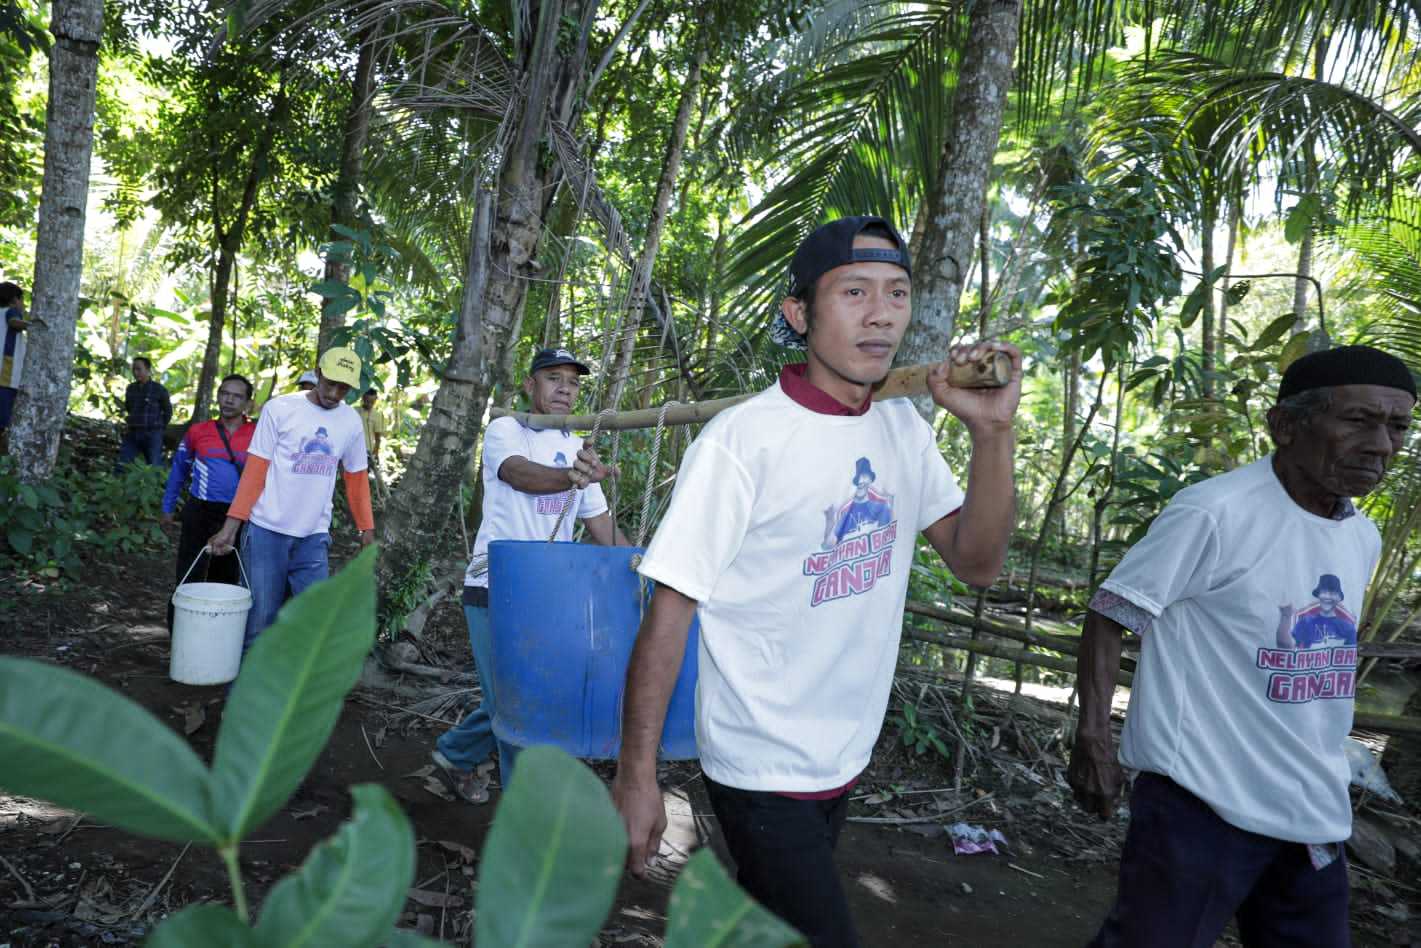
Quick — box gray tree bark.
[1200,208,1216,399]
[375,0,595,607]
[9,0,103,484]
[318,28,378,355]
[1216,197,1240,369]
[604,45,706,411]
[1292,224,1314,332]
[897,0,1021,419]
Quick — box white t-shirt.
[247,393,367,538]
[1098,456,1380,844]
[464,417,609,589]
[637,382,965,792]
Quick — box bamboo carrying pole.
[490,351,1012,431]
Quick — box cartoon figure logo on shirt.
[1256,573,1358,704]
[1277,574,1358,649]
[802,457,899,607]
[292,426,339,476]
[535,449,574,515]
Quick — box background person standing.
[161,373,255,628]
[117,356,172,468]
[0,282,26,452]
[356,387,388,500]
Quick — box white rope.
[636,400,678,548]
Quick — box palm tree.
[720,0,1421,380]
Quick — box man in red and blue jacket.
[162,374,255,627]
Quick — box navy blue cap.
[772,216,912,349]
[529,347,591,375]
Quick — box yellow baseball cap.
[317,347,362,388]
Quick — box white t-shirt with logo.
[1098,456,1380,844]
[464,417,609,589]
[636,383,965,792]
[247,393,368,538]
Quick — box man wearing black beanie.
[1068,344,1415,947]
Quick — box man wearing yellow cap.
[209,347,376,652]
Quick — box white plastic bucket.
[170,550,252,685]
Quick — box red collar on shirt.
[778,364,872,416]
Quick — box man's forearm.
[499,457,575,494]
[950,427,1016,582]
[619,586,697,779]
[1076,610,1125,740]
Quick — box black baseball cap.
[772,216,912,348]
[529,347,591,375]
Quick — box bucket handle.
[175,545,251,593]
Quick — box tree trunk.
[191,85,286,421]
[1292,225,1314,333]
[897,0,1021,419]
[1200,208,1216,399]
[1087,361,1127,590]
[1058,348,1079,554]
[375,0,594,610]
[1216,196,1240,369]
[9,0,103,484]
[701,213,727,364]
[603,45,705,411]
[318,27,378,354]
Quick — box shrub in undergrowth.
[0,455,167,575]
[0,547,805,946]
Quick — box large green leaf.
[665,850,806,948]
[475,746,628,947]
[146,904,255,947]
[253,784,415,947]
[209,547,377,841]
[0,657,219,844]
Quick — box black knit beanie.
[1277,345,1417,402]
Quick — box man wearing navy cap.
[613,216,1022,945]
[1070,345,1416,947]
[431,347,629,803]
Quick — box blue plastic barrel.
[486,540,699,760]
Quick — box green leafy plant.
[478,745,805,948]
[0,547,420,944]
[0,456,168,575]
[0,544,806,946]
[890,702,950,760]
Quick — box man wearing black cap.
[431,347,629,803]
[613,216,1022,945]
[1069,345,1416,947]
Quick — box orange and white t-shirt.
[247,393,367,538]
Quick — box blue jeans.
[1090,773,1349,948]
[436,604,517,782]
[117,427,164,467]
[240,522,330,653]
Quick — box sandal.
[432,750,491,804]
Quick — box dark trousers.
[1091,772,1350,948]
[168,498,241,630]
[118,426,164,467]
[703,776,859,948]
